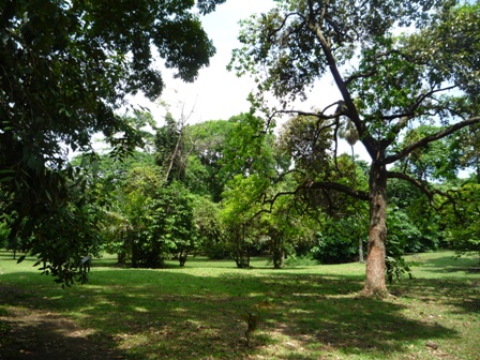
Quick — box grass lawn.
[0,251,479,360]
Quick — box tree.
[72,150,155,266]
[260,194,315,268]
[0,0,225,283]
[442,183,480,257]
[193,196,226,259]
[155,183,198,267]
[219,113,282,267]
[231,0,480,297]
[183,120,235,201]
[221,175,264,268]
[100,163,199,268]
[155,112,187,183]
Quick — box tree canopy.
[0,0,225,284]
[230,0,480,296]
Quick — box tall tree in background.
[183,120,235,201]
[231,0,480,297]
[155,113,187,184]
[0,0,225,283]
[220,113,280,267]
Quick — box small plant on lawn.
[241,297,275,346]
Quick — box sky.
[135,0,339,123]
[130,1,274,124]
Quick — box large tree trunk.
[361,162,388,297]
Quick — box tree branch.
[306,181,369,200]
[254,177,369,223]
[345,70,377,87]
[383,116,480,165]
[387,171,461,214]
[386,171,437,201]
[307,18,376,159]
[382,86,457,125]
[269,12,305,39]
[273,109,332,120]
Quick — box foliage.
[450,124,480,183]
[0,0,225,284]
[388,178,444,252]
[384,208,420,283]
[155,116,236,201]
[312,217,364,264]
[385,256,413,284]
[193,196,226,259]
[221,113,281,180]
[183,120,235,201]
[283,254,318,267]
[155,113,186,183]
[387,208,422,254]
[442,183,480,256]
[230,0,480,296]
[396,125,460,182]
[0,222,9,249]
[277,115,333,180]
[118,166,199,268]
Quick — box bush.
[311,219,361,264]
[387,208,423,253]
[284,255,319,267]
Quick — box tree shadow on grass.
[391,277,480,315]
[412,255,480,274]
[0,268,464,360]
[0,297,126,360]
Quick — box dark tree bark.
[272,247,285,269]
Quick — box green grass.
[1,250,479,359]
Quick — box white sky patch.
[131,0,277,125]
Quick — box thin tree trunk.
[361,162,388,297]
[164,127,183,184]
[351,144,365,263]
[358,235,364,263]
[476,157,480,184]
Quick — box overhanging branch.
[384,116,480,165]
[386,171,458,211]
[387,171,436,202]
[254,179,369,222]
[269,12,305,39]
[306,181,369,200]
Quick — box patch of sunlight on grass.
[256,329,319,360]
[117,333,150,349]
[133,307,149,312]
[288,308,312,314]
